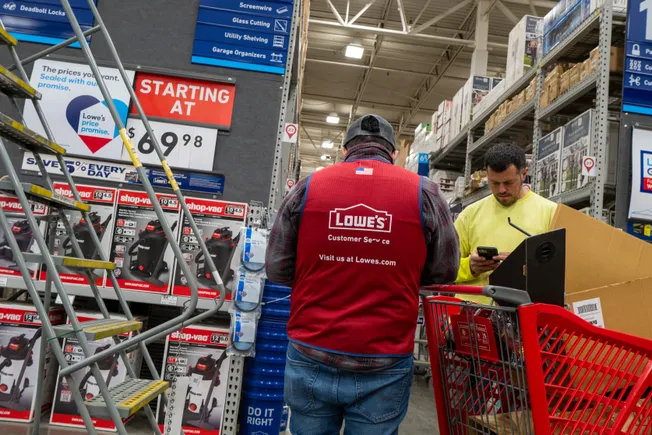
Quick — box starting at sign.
[131,72,236,129]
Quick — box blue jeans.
[284,344,414,435]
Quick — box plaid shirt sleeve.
[420,177,460,285]
[265,177,309,287]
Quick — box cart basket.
[422,284,652,435]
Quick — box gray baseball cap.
[344,115,396,150]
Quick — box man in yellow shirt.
[455,143,557,302]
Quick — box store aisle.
[401,377,439,434]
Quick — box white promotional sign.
[23,59,135,160]
[124,118,218,171]
[629,128,652,221]
[22,152,137,183]
[283,123,298,143]
[581,156,597,177]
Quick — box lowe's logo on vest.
[329,204,392,233]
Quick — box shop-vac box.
[0,302,64,423]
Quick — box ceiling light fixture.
[345,41,364,59]
[316,166,324,171]
[321,139,334,148]
[320,154,331,161]
[326,113,340,124]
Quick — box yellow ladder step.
[22,253,112,270]
[0,28,17,47]
[85,379,168,419]
[0,181,89,212]
[0,66,40,99]
[0,113,65,155]
[53,318,142,341]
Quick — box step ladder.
[0,1,231,434]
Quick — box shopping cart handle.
[421,284,531,306]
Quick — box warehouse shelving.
[439,0,624,213]
[0,276,233,310]
[430,125,468,171]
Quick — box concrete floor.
[8,377,439,434]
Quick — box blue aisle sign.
[192,0,294,75]
[623,0,652,114]
[0,0,96,46]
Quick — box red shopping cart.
[423,284,652,435]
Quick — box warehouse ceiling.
[298,0,556,177]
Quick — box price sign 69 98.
[124,118,218,171]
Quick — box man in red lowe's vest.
[266,114,459,434]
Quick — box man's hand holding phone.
[469,248,510,276]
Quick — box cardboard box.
[525,78,536,101]
[50,311,145,431]
[546,73,560,102]
[590,47,600,73]
[0,303,64,423]
[560,109,593,194]
[580,59,591,81]
[535,127,563,198]
[544,0,592,55]
[157,324,230,434]
[506,15,542,86]
[610,45,624,73]
[41,184,117,288]
[0,195,48,281]
[396,140,410,167]
[569,64,581,87]
[549,205,652,294]
[110,190,181,294]
[462,76,492,126]
[560,70,571,94]
[540,89,549,109]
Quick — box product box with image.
[0,302,64,423]
[535,127,564,199]
[110,189,181,294]
[50,311,145,431]
[40,183,117,287]
[561,109,593,194]
[157,324,230,435]
[450,88,464,136]
[0,195,48,281]
[172,197,247,300]
[506,15,542,85]
[461,75,492,126]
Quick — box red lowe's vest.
[289,160,427,356]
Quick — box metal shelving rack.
[534,2,624,217]
[433,0,625,215]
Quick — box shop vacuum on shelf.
[195,227,239,287]
[63,212,113,260]
[127,220,178,286]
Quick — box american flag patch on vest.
[355,167,373,176]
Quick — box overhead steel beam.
[345,0,350,22]
[397,4,477,137]
[349,0,378,25]
[305,57,469,80]
[309,19,508,49]
[528,0,538,15]
[396,0,408,32]
[350,0,394,122]
[326,0,346,25]
[496,0,519,24]
[303,93,434,113]
[300,124,323,152]
[499,0,555,6]
[412,0,432,29]
[411,0,473,35]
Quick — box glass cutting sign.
[624,0,652,114]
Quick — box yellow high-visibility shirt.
[454,190,558,303]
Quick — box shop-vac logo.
[0,199,22,211]
[0,312,21,322]
[187,201,223,214]
[119,193,152,206]
[171,331,210,342]
[329,204,392,233]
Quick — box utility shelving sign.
[192,0,294,74]
[624,0,652,226]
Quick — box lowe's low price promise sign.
[192,0,294,74]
